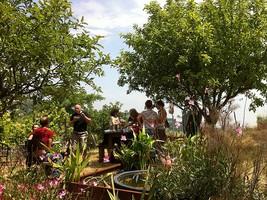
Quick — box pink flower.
[175,121,180,129]
[205,87,209,94]
[149,122,155,128]
[89,181,97,187]
[0,183,6,189]
[236,127,242,136]
[58,190,67,199]
[80,188,86,193]
[53,153,60,159]
[18,184,27,192]
[18,184,24,189]
[37,184,44,190]
[49,180,58,187]
[160,156,176,170]
[0,183,6,195]
[176,73,180,81]
[39,155,45,160]
[121,135,127,141]
[103,156,110,163]
[188,99,195,105]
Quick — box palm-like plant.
[64,144,90,183]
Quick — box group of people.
[26,99,202,177]
[108,98,202,142]
[26,104,92,179]
[109,99,168,141]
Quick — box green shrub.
[152,132,267,199]
[117,126,155,170]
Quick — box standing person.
[182,97,202,137]
[137,100,158,136]
[69,104,92,159]
[155,100,167,141]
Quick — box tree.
[0,0,110,115]
[116,0,267,126]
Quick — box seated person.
[26,124,39,168]
[110,108,121,131]
[29,115,62,179]
[100,108,123,162]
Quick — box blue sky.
[71,0,267,127]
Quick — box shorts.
[71,131,88,151]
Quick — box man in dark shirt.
[69,104,91,159]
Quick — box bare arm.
[137,113,143,127]
[81,112,92,124]
[69,117,79,125]
[28,134,33,140]
[48,138,53,149]
[157,109,167,124]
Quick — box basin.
[114,170,150,192]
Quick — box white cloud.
[71,0,166,35]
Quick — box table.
[98,129,133,162]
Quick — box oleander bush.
[0,165,72,199]
[151,129,267,199]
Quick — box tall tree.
[116,0,267,125]
[0,0,110,115]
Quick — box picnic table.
[98,129,133,162]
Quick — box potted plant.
[116,126,155,170]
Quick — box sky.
[71,0,267,127]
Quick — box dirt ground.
[81,148,121,176]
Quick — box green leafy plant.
[117,126,155,170]
[64,144,90,183]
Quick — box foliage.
[0,105,70,146]
[116,0,267,126]
[257,115,267,129]
[117,126,155,170]
[0,0,110,115]
[0,166,71,199]
[89,101,125,144]
[106,174,119,200]
[63,144,90,183]
[151,131,267,199]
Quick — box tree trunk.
[203,107,220,127]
